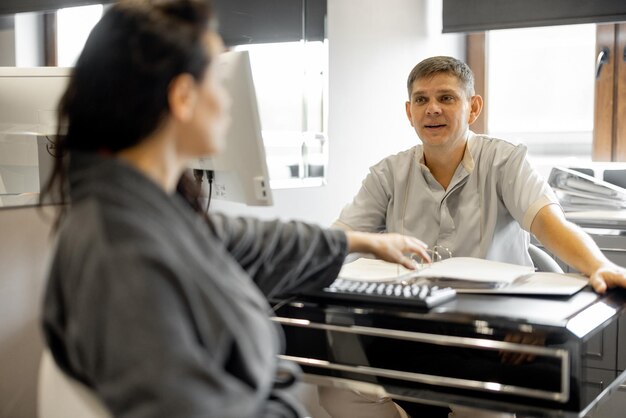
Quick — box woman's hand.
[345,231,431,270]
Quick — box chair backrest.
[38,349,112,418]
[528,244,564,273]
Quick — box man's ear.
[168,74,198,122]
[467,94,483,125]
[405,101,414,127]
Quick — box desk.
[271,288,626,417]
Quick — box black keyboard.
[306,278,457,309]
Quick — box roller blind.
[443,0,626,33]
[0,0,326,46]
[0,0,109,15]
[214,0,326,46]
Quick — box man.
[322,56,626,418]
[335,55,626,293]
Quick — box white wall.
[211,0,464,226]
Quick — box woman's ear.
[168,74,198,122]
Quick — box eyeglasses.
[410,245,452,270]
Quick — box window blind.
[443,0,626,33]
[0,0,326,46]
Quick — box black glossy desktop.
[271,287,626,417]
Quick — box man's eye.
[415,97,426,104]
[441,95,454,102]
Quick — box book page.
[338,257,416,282]
[338,257,535,283]
[413,257,535,283]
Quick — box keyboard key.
[318,279,457,308]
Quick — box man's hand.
[588,263,626,294]
[345,231,431,269]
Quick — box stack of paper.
[548,167,626,211]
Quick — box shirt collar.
[461,131,476,173]
[415,130,476,173]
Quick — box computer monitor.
[0,67,70,134]
[188,50,273,206]
[0,50,273,207]
[0,67,70,205]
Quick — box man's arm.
[530,204,626,293]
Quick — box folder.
[548,167,626,211]
[338,257,588,296]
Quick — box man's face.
[405,72,480,151]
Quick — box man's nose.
[426,102,442,115]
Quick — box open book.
[338,257,588,296]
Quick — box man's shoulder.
[471,132,523,149]
[373,146,418,168]
[361,146,418,186]
[470,132,527,160]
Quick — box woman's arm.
[345,230,431,269]
[207,214,430,297]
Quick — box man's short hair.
[406,56,475,98]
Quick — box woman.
[40,1,429,417]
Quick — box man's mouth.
[424,124,446,129]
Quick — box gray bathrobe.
[42,153,347,418]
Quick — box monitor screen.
[188,50,273,207]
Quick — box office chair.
[38,348,112,418]
[528,244,564,273]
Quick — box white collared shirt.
[334,132,559,266]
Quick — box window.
[56,4,103,66]
[468,22,626,171]
[593,23,626,161]
[486,24,595,159]
[235,41,328,186]
[51,4,328,186]
[9,3,328,189]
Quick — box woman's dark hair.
[40,0,214,221]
